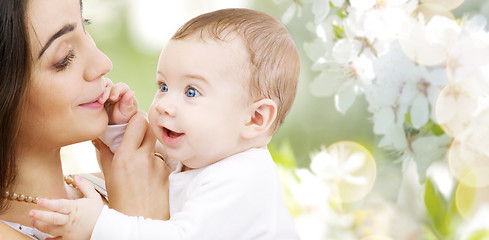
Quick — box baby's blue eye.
[186,87,199,97]
[160,84,168,92]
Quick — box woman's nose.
[83,44,112,82]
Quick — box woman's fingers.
[140,120,157,154]
[117,111,148,152]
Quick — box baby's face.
[148,34,252,169]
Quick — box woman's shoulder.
[0,221,34,240]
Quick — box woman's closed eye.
[54,49,75,72]
[185,87,200,98]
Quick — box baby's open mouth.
[165,127,184,138]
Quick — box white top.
[99,124,127,153]
[91,148,299,240]
[0,220,52,240]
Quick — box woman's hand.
[93,111,171,220]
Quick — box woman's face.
[20,0,112,149]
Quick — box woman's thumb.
[92,138,114,177]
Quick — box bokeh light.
[314,141,377,203]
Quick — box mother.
[0,0,169,238]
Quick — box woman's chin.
[79,114,109,141]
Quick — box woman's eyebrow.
[38,23,75,59]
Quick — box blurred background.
[61,0,489,239]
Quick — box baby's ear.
[241,99,277,139]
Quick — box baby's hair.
[172,8,300,133]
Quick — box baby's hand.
[29,176,104,240]
[103,78,138,125]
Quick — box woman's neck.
[0,147,79,227]
[15,148,69,198]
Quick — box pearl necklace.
[2,175,76,204]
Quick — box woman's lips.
[79,100,104,109]
[79,93,105,109]
[161,127,184,145]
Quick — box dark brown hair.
[0,0,31,212]
[172,8,300,133]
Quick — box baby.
[30,8,301,239]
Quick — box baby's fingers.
[30,209,69,226]
[109,82,130,102]
[74,176,101,200]
[30,216,64,238]
[37,198,73,214]
[118,91,137,119]
[121,90,137,109]
[98,77,113,104]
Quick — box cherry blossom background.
[273,0,489,239]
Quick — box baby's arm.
[29,176,104,240]
[99,80,138,153]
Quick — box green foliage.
[431,123,444,136]
[404,112,445,137]
[467,229,489,240]
[268,141,303,217]
[332,24,346,39]
[269,140,297,169]
[424,179,461,238]
[423,120,445,137]
[336,8,348,19]
[422,225,442,240]
[293,0,303,7]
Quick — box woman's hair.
[0,0,31,212]
[172,8,301,134]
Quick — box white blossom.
[413,0,465,21]
[399,15,460,66]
